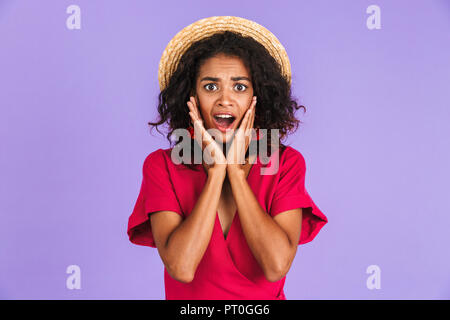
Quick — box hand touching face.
[187,96,227,173]
[226,95,257,171]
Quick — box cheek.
[197,104,213,126]
[197,97,213,114]
[238,104,251,120]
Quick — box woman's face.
[194,53,254,143]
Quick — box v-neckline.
[219,209,237,242]
[198,154,259,243]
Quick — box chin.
[222,128,237,143]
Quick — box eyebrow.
[200,76,251,82]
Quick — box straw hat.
[158,16,291,91]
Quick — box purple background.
[1,0,449,299]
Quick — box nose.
[218,86,234,107]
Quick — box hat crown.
[158,16,291,92]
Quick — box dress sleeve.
[127,149,183,248]
[269,148,328,245]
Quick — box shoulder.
[143,148,173,171]
[279,145,306,171]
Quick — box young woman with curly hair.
[127,16,328,300]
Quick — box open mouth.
[212,114,236,132]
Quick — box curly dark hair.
[148,31,306,168]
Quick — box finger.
[188,97,196,115]
[201,126,217,152]
[249,112,255,135]
[190,105,205,131]
[188,111,196,123]
[239,104,252,132]
[187,101,197,123]
[243,98,256,145]
[187,98,195,118]
[190,113,206,144]
[204,134,224,163]
[248,97,257,134]
[190,112,203,133]
[248,107,255,140]
[238,104,252,129]
[190,96,201,120]
[245,102,254,132]
[187,99,196,117]
[245,115,254,148]
[191,99,201,121]
[190,99,213,152]
[189,97,223,160]
[249,97,256,130]
[189,112,201,133]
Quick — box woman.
[127,16,328,300]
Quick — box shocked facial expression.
[194,53,254,143]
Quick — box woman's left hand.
[226,96,256,174]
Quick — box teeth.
[215,114,233,118]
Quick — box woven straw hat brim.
[158,16,291,91]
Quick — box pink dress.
[127,145,328,300]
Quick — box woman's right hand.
[187,96,227,177]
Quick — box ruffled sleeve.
[269,147,328,245]
[127,149,183,248]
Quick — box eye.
[235,83,248,91]
[204,83,217,91]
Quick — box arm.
[150,169,225,283]
[227,169,303,282]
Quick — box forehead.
[198,54,249,76]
